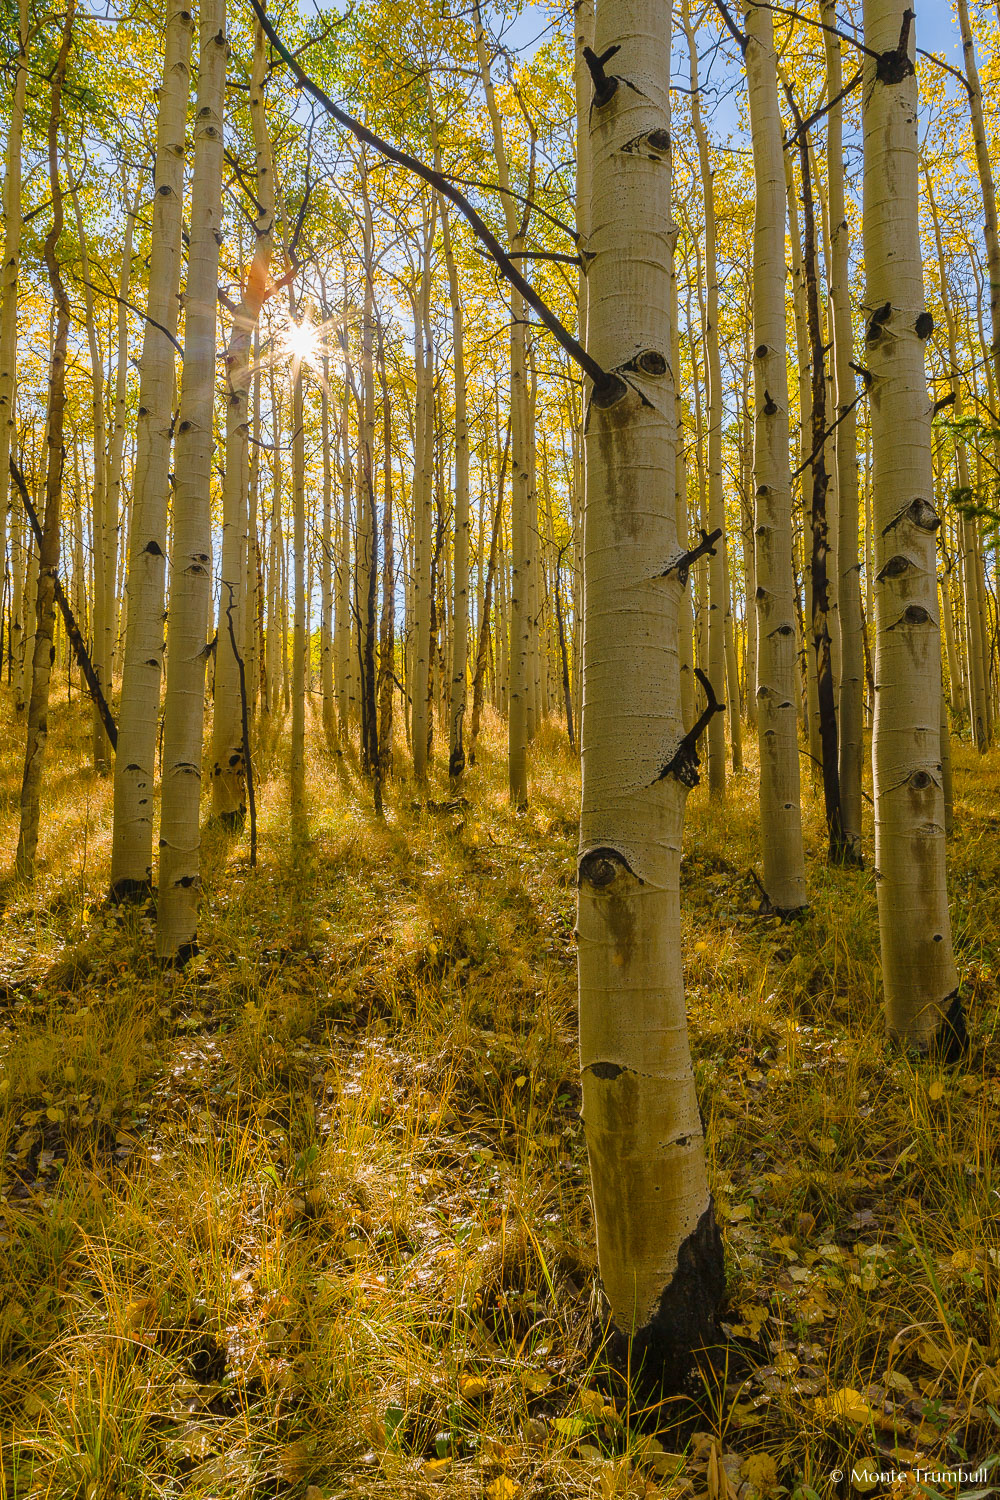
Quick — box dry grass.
[1,684,999,1500]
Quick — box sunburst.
[280,315,320,369]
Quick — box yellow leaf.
[459,1374,490,1400]
[742,1453,779,1497]
[729,1204,752,1222]
[423,1457,452,1476]
[486,1480,519,1500]
[815,1387,873,1424]
[578,1389,605,1415]
[63,1065,77,1084]
[928,1080,945,1101]
[694,941,709,953]
[851,1459,880,1493]
[917,1339,949,1370]
[521,1369,552,1394]
[514,1075,527,1088]
[45,1107,65,1123]
[885,1370,913,1395]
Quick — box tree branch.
[248,0,614,396]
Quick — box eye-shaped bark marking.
[876,553,913,581]
[578,845,640,889]
[621,127,671,160]
[882,496,940,536]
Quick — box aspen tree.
[211,23,276,823]
[320,358,337,747]
[68,172,123,775]
[578,0,724,1376]
[0,0,29,627]
[105,173,141,676]
[681,0,727,799]
[824,0,864,858]
[410,204,436,781]
[14,0,75,883]
[741,0,806,914]
[474,6,530,807]
[789,85,845,860]
[356,156,380,794]
[954,0,996,750]
[110,0,193,898]
[335,284,353,737]
[440,191,470,784]
[376,324,395,776]
[925,170,990,753]
[863,0,961,1053]
[289,337,306,824]
[156,0,227,960]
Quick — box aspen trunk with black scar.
[742,0,806,915]
[156,0,227,961]
[824,0,864,857]
[110,0,193,898]
[863,0,961,1054]
[578,0,724,1382]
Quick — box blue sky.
[505,3,964,67]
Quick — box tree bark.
[682,0,727,799]
[863,0,961,1054]
[110,0,193,898]
[0,0,29,662]
[156,0,227,960]
[211,22,276,823]
[824,0,864,857]
[742,0,806,914]
[15,0,75,883]
[578,0,723,1382]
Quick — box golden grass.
[1,684,999,1499]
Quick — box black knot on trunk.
[874,9,915,85]
[866,302,893,342]
[876,554,912,581]
[578,845,638,890]
[592,372,629,409]
[634,349,667,377]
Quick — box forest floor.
[1,687,999,1500]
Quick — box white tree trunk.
[156,0,227,960]
[682,0,727,798]
[578,0,723,1378]
[15,0,75,882]
[0,0,29,664]
[211,21,276,823]
[863,0,961,1052]
[110,0,193,897]
[743,0,806,913]
[441,190,470,782]
[824,1,864,856]
[475,7,531,806]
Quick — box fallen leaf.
[815,1387,873,1425]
